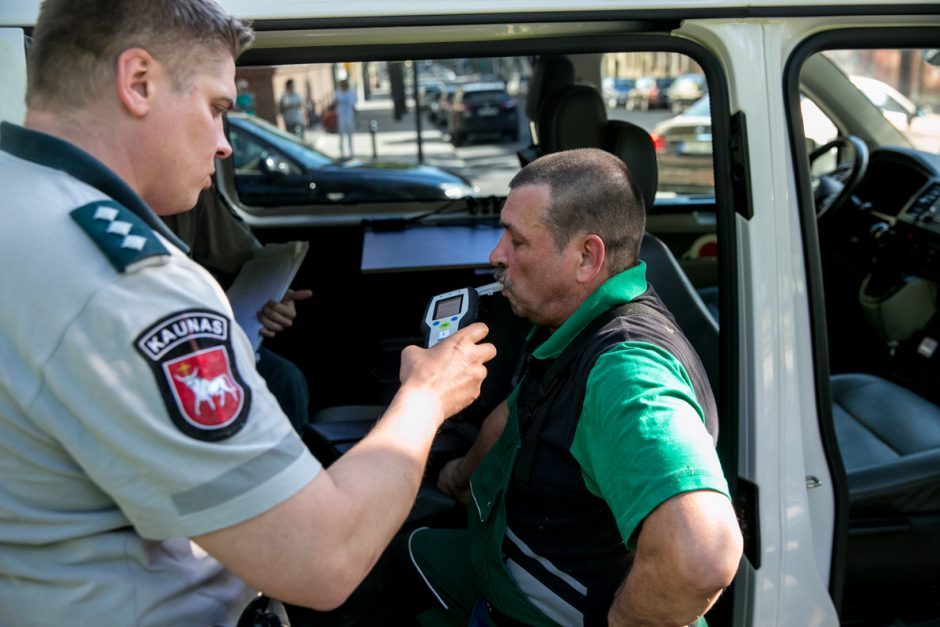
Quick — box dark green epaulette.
[71,200,170,273]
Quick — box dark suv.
[446,82,520,146]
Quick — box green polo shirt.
[536,262,730,547]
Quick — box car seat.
[516,55,575,167]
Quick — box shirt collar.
[532,261,649,360]
[0,121,188,253]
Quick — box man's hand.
[438,457,471,504]
[437,401,508,505]
[258,289,313,338]
[399,323,496,424]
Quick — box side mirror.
[258,152,291,178]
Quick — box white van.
[2,2,939,625]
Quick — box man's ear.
[575,234,606,284]
[115,48,158,118]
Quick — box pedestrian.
[335,78,357,159]
[279,78,305,137]
[235,78,256,114]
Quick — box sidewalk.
[310,93,463,169]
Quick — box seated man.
[163,188,313,432]
[341,148,742,626]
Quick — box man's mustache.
[493,267,512,292]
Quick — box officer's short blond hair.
[27,0,254,113]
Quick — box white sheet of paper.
[226,241,309,352]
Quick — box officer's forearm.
[192,386,444,612]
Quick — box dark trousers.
[256,347,310,433]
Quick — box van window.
[228,52,713,217]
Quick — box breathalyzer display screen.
[434,295,463,319]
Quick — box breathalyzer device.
[422,281,502,348]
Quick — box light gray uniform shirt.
[0,123,321,626]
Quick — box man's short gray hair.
[27,0,254,113]
[509,148,646,274]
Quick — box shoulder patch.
[135,309,251,441]
[71,200,169,273]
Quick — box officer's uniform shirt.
[0,122,321,626]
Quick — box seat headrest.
[538,85,659,212]
[538,85,608,155]
[607,120,658,212]
[525,55,576,120]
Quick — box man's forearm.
[608,560,722,627]
[607,490,742,626]
[439,401,508,497]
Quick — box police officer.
[0,1,495,625]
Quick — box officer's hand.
[437,457,471,505]
[258,289,313,338]
[399,323,496,423]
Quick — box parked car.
[626,76,674,110]
[650,97,715,194]
[418,80,444,113]
[446,82,519,146]
[849,74,931,129]
[651,94,839,195]
[667,72,707,113]
[602,76,635,108]
[430,82,460,125]
[226,113,477,206]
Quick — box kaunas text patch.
[135,310,251,441]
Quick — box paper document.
[226,241,309,352]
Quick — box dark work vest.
[503,286,718,627]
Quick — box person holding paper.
[163,187,313,432]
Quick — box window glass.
[821,49,940,153]
[229,52,713,213]
[601,53,713,199]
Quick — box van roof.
[1,0,935,26]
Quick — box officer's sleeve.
[570,342,729,549]
[33,254,320,540]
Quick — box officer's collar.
[0,121,189,253]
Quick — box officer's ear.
[574,233,606,284]
[115,47,158,118]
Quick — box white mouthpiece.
[475,281,503,296]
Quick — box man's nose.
[489,232,508,267]
[216,123,233,159]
